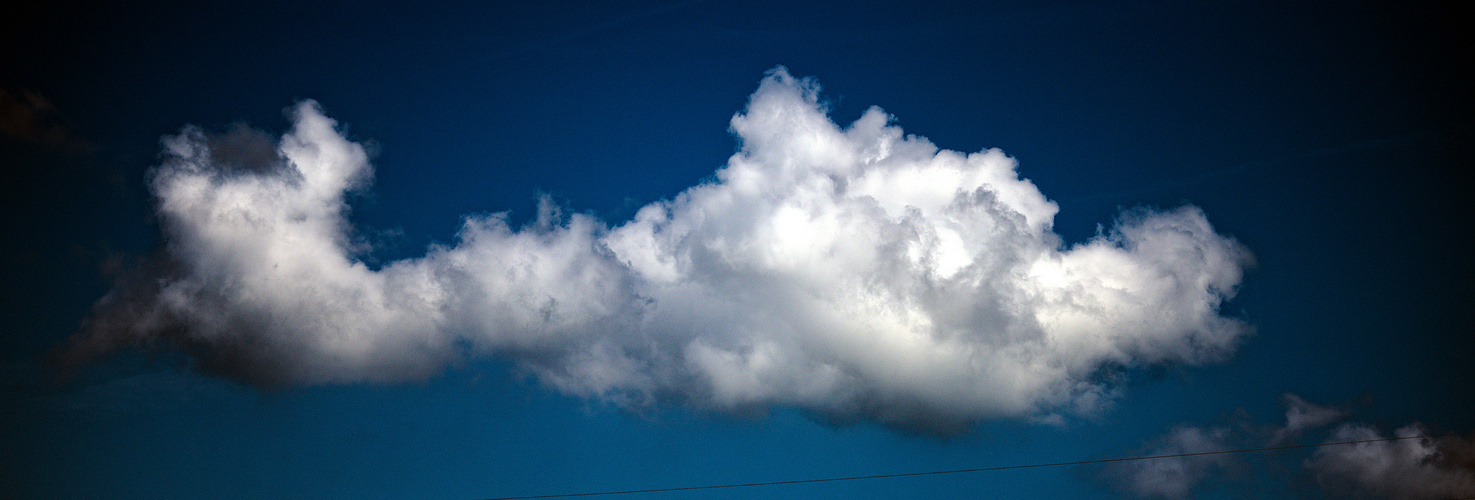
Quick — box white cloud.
[1307,424,1475,500]
[1109,395,1473,498]
[1274,393,1345,442]
[66,67,1253,431]
[1106,426,1234,500]
[1108,394,1340,498]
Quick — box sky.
[2,0,1472,498]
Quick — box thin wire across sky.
[485,432,1470,499]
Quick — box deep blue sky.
[2,1,1471,498]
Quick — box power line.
[483,431,1467,499]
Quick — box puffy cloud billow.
[64,68,1253,430]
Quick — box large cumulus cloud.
[64,67,1252,431]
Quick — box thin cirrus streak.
[63,67,1252,432]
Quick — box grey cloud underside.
[66,68,1253,430]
